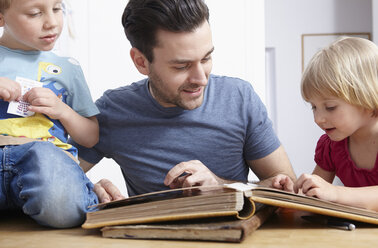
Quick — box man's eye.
[175,65,189,70]
[201,57,211,63]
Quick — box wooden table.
[1,208,377,248]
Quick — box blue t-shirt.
[71,75,280,195]
[0,45,99,156]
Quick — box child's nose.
[43,12,59,29]
[314,111,326,125]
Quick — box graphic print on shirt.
[0,61,76,155]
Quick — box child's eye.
[53,4,63,13]
[29,12,42,17]
[326,106,336,111]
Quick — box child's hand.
[0,77,22,102]
[271,174,294,192]
[294,174,338,202]
[23,87,70,120]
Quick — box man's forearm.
[78,157,96,173]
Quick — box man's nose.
[189,63,208,86]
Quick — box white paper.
[7,77,43,117]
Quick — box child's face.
[0,0,63,51]
[309,95,373,141]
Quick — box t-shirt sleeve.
[243,83,280,160]
[65,59,99,117]
[69,139,105,164]
[314,134,335,171]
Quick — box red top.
[315,134,378,187]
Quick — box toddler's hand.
[294,174,338,202]
[0,77,22,102]
[23,87,69,120]
[271,174,294,192]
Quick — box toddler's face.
[309,95,372,141]
[0,0,63,51]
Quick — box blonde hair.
[0,0,11,13]
[301,37,378,116]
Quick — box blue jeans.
[0,141,98,228]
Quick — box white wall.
[374,0,378,42]
[265,0,372,179]
[67,0,265,99]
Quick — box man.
[71,0,296,203]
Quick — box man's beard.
[148,70,206,110]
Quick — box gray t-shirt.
[71,74,280,196]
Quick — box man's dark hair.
[122,0,209,62]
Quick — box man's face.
[147,21,213,110]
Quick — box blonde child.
[0,0,99,227]
[274,37,378,211]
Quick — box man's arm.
[78,157,96,173]
[247,145,296,188]
[164,145,296,189]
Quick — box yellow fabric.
[0,113,72,150]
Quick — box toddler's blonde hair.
[301,37,378,116]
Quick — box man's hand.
[93,179,125,203]
[164,160,226,189]
[0,77,21,102]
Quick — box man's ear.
[0,13,4,27]
[130,47,150,75]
